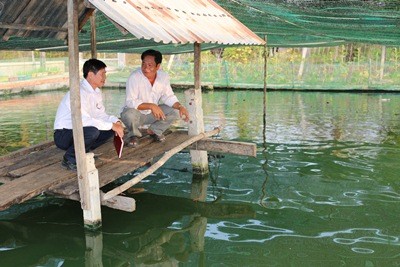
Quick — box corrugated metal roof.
[88,0,265,45]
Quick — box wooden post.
[90,11,97,59]
[68,0,101,230]
[185,42,209,175]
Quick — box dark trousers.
[54,127,114,164]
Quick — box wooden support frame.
[102,127,221,201]
[0,23,67,32]
[53,191,136,212]
[188,139,257,157]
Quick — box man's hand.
[150,104,166,120]
[173,102,190,122]
[112,121,124,138]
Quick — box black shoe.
[150,133,166,143]
[61,156,77,171]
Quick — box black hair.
[141,49,163,65]
[83,59,107,78]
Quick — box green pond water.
[0,90,399,266]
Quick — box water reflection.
[0,193,254,266]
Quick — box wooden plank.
[0,144,58,177]
[0,164,76,211]
[0,140,53,162]
[7,148,63,178]
[0,130,197,211]
[0,176,12,184]
[187,139,257,157]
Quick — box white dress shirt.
[124,68,179,115]
[54,79,119,130]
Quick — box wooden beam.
[0,23,67,32]
[188,139,257,157]
[54,192,136,212]
[78,8,95,32]
[83,0,96,9]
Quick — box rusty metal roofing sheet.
[88,0,265,45]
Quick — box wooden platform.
[0,131,193,211]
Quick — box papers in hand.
[113,135,124,158]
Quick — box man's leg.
[146,104,179,136]
[55,127,105,165]
[91,129,114,150]
[120,107,143,138]
[54,129,75,164]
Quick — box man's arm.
[137,103,166,120]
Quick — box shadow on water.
[0,192,255,266]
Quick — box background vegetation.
[0,44,399,91]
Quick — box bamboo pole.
[102,127,221,201]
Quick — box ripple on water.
[351,247,375,254]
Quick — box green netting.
[0,0,398,53]
[0,45,399,91]
[217,0,400,47]
[103,46,400,91]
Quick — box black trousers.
[54,127,114,164]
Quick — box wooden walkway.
[0,131,193,211]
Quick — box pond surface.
[0,90,400,266]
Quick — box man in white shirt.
[121,49,189,146]
[54,59,124,170]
